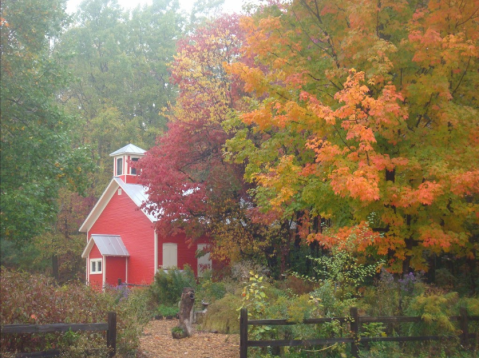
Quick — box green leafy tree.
[1,0,93,248]
[57,0,183,192]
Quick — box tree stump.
[174,287,195,339]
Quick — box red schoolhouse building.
[80,144,211,288]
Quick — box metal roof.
[90,235,130,257]
[109,143,146,157]
[114,178,159,221]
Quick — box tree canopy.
[225,0,479,272]
[1,0,93,246]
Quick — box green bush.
[149,266,196,306]
[202,293,242,333]
[157,304,179,317]
[0,268,149,357]
[198,279,227,303]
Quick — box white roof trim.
[79,178,156,233]
[79,179,119,233]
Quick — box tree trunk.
[177,287,195,338]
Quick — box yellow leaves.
[254,155,302,208]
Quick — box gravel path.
[138,319,240,358]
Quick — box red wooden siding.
[88,244,103,289]
[106,257,126,286]
[158,234,210,276]
[90,188,155,285]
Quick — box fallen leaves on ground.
[138,319,239,358]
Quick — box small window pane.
[117,158,122,176]
[98,261,102,272]
[91,261,96,272]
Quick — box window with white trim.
[116,158,122,176]
[90,258,102,274]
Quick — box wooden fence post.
[107,312,117,357]
[350,307,359,358]
[240,308,248,358]
[460,307,469,348]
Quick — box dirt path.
[138,319,240,358]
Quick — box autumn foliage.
[139,0,479,273]
[138,16,256,261]
[224,0,479,272]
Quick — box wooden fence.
[1,312,117,358]
[240,307,479,358]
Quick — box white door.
[162,243,178,269]
[197,244,212,276]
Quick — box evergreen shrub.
[149,265,196,306]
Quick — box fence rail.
[1,312,116,358]
[239,307,479,358]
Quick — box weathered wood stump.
[173,287,195,339]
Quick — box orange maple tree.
[226,0,479,272]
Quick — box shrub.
[149,266,196,306]
[202,293,242,333]
[156,304,179,318]
[276,275,318,295]
[0,268,149,356]
[198,279,227,303]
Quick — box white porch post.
[86,254,89,284]
[102,255,106,289]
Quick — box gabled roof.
[109,143,146,157]
[81,235,130,258]
[79,178,156,233]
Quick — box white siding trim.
[102,255,106,289]
[86,253,89,284]
[79,179,119,232]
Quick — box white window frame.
[116,157,123,176]
[90,258,102,274]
